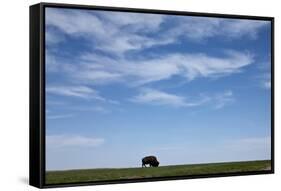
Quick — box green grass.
[46,160,271,185]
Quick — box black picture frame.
[30,2,275,188]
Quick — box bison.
[142,156,159,167]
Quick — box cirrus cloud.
[46,85,105,100]
[46,8,269,57]
[77,50,254,86]
[130,88,234,109]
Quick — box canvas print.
[45,7,272,185]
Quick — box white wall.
[0,0,279,190]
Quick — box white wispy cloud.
[46,8,260,88]
[46,8,169,56]
[46,85,104,100]
[46,85,121,106]
[131,88,234,109]
[214,90,235,109]
[131,88,188,107]
[222,19,268,39]
[46,8,107,37]
[78,50,254,86]
[46,135,105,148]
[76,70,122,84]
[99,11,165,32]
[45,8,265,112]
[46,8,269,57]
[171,17,268,41]
[46,28,65,45]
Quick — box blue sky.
[45,7,271,170]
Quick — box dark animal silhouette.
[142,156,159,167]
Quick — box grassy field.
[46,160,271,184]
